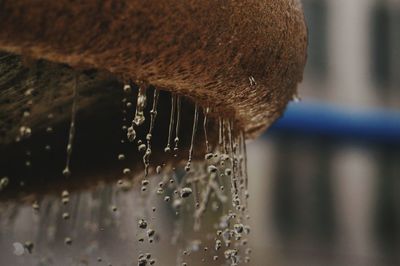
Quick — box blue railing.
[269,101,400,145]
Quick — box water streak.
[62,75,78,177]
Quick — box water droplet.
[234,224,244,234]
[224,168,232,176]
[32,201,39,211]
[205,153,213,160]
[180,187,193,198]
[64,237,72,245]
[118,154,125,160]
[62,212,70,220]
[138,219,148,229]
[147,229,155,237]
[215,240,222,251]
[123,84,131,93]
[132,85,147,126]
[127,126,136,142]
[19,126,32,139]
[23,241,34,254]
[62,167,71,177]
[156,165,162,174]
[0,177,9,190]
[207,165,218,173]
[156,188,164,195]
[292,93,302,102]
[61,190,69,198]
[24,88,34,96]
[13,242,24,256]
[138,144,147,152]
[61,198,69,205]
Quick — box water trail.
[203,107,210,153]
[185,104,199,172]
[143,88,160,177]
[240,131,249,209]
[165,94,177,152]
[226,119,240,214]
[218,117,223,153]
[173,96,182,152]
[62,75,78,177]
[1,85,254,265]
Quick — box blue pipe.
[268,101,400,144]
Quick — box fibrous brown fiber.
[0,0,307,138]
[0,0,307,199]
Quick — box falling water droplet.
[138,219,148,229]
[61,190,69,198]
[62,212,70,220]
[138,144,147,152]
[123,83,131,93]
[0,176,9,190]
[292,93,302,102]
[32,201,39,211]
[19,126,32,139]
[180,187,193,198]
[207,165,218,173]
[156,165,162,174]
[23,241,34,254]
[13,242,24,256]
[147,229,155,238]
[64,237,72,245]
[127,126,137,142]
[132,85,147,126]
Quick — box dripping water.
[203,107,210,153]
[62,75,78,178]
[165,94,177,153]
[173,96,182,153]
[143,89,160,177]
[185,103,199,172]
[133,85,147,127]
[1,83,254,265]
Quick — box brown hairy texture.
[0,0,307,137]
[0,0,307,200]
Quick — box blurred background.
[247,0,400,265]
[1,1,399,265]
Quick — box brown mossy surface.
[0,0,307,200]
[0,0,307,137]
